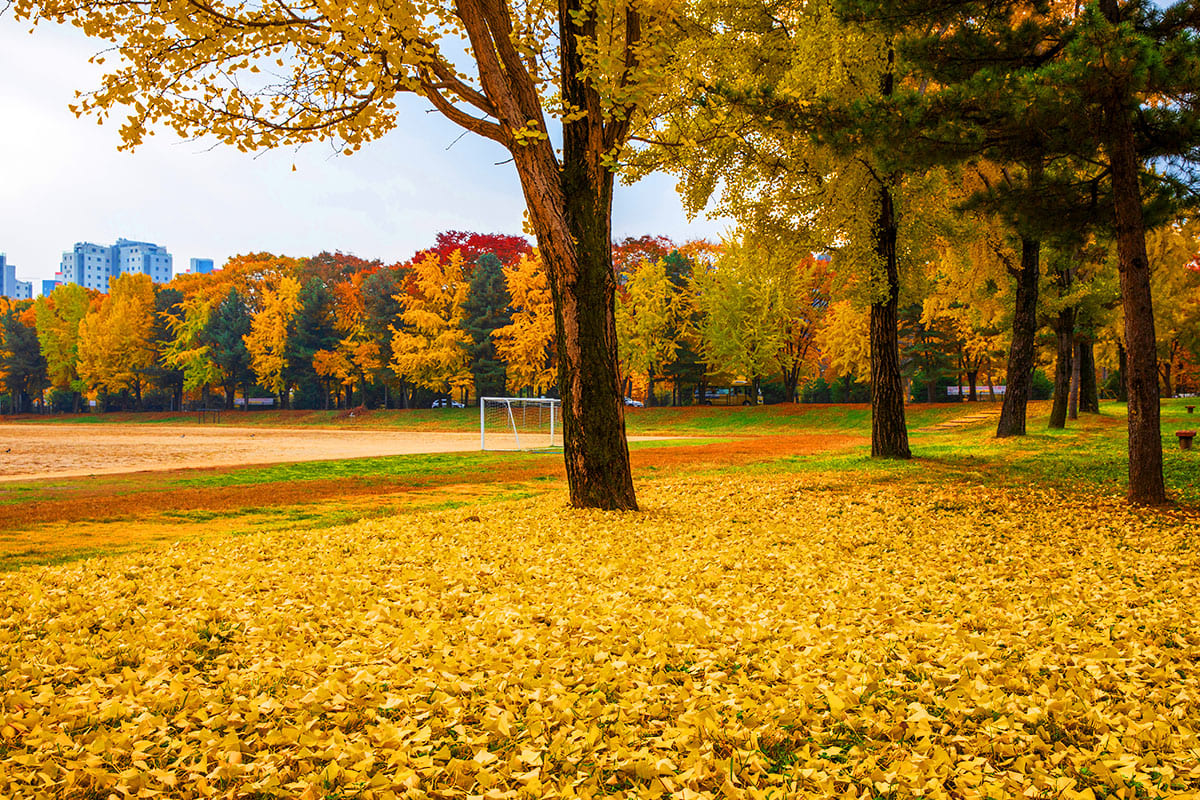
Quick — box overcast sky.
[0,18,728,290]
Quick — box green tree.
[462,254,513,399]
[206,289,255,410]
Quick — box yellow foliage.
[389,250,471,395]
[493,252,557,395]
[244,274,302,394]
[1,474,1198,799]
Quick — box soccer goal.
[480,397,563,451]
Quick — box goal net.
[480,397,563,451]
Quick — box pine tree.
[205,289,254,410]
[462,253,513,398]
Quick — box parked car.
[624,397,644,407]
[431,399,465,408]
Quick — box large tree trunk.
[454,0,636,509]
[1049,306,1075,429]
[997,236,1040,437]
[1099,2,1165,503]
[870,180,911,458]
[1078,337,1099,413]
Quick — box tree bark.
[1099,0,1166,503]
[1068,335,1080,421]
[1049,306,1075,429]
[967,370,978,401]
[1078,337,1099,413]
[453,0,636,509]
[997,236,1040,437]
[870,180,912,458]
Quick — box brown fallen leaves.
[1,474,1198,799]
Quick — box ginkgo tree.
[390,250,473,400]
[14,0,673,508]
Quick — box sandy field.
[0,424,490,482]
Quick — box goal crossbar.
[480,397,562,451]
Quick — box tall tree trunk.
[1068,335,1080,421]
[967,369,978,402]
[1049,306,1075,429]
[997,236,1040,437]
[1099,1,1165,503]
[1078,337,1099,413]
[870,181,911,458]
[870,50,911,459]
[1117,342,1129,402]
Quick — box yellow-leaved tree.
[244,275,302,401]
[390,251,471,399]
[494,253,557,396]
[76,273,157,408]
[33,283,93,411]
[14,0,679,507]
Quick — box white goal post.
[480,397,563,451]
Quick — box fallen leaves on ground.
[1,474,1198,799]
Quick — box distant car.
[431,399,465,408]
[624,397,643,407]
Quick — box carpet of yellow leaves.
[2,474,1198,800]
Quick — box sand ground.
[0,424,489,481]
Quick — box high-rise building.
[41,280,60,297]
[0,254,33,300]
[57,238,174,291]
[189,258,215,274]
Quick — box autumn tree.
[33,283,92,412]
[361,264,411,408]
[245,275,302,403]
[634,0,921,456]
[692,237,829,404]
[16,0,671,508]
[1147,216,1200,398]
[423,232,532,269]
[0,301,47,414]
[616,257,688,405]
[494,253,558,396]
[390,251,472,400]
[77,273,157,408]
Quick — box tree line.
[5,220,1199,420]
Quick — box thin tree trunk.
[1099,3,1166,502]
[1049,307,1075,429]
[1117,342,1129,402]
[1068,335,1080,421]
[870,180,911,458]
[1079,337,1099,413]
[997,236,1040,437]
